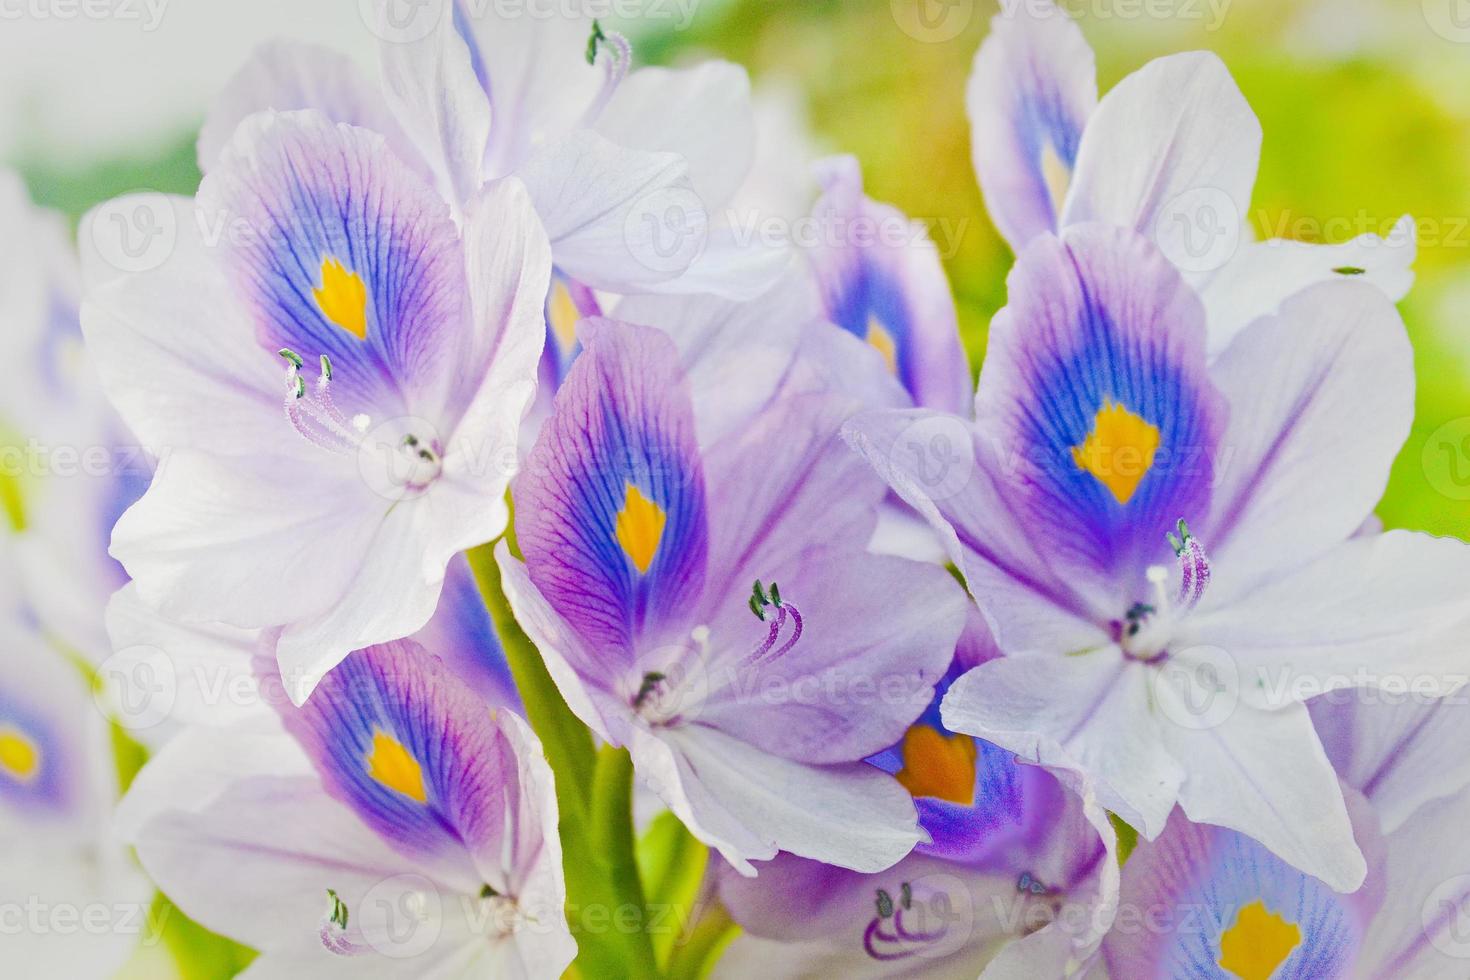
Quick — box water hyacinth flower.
[0,582,151,977]
[1101,685,1470,980]
[199,4,785,404]
[119,638,572,978]
[715,612,1118,978]
[498,319,968,874]
[81,110,550,703]
[804,155,971,416]
[1101,793,1387,979]
[846,222,1470,892]
[967,0,1416,354]
[0,170,152,667]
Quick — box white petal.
[1159,695,1365,892]
[1062,51,1259,274]
[101,584,265,740]
[197,41,425,179]
[78,194,284,458]
[1200,215,1416,357]
[941,653,1182,839]
[377,0,491,210]
[595,62,755,208]
[1203,281,1414,598]
[109,450,377,632]
[1192,531,1470,706]
[633,725,923,876]
[516,130,705,292]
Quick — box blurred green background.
[13,0,1468,975]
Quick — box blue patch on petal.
[200,112,465,421]
[0,685,70,814]
[275,639,509,867]
[1159,831,1359,979]
[828,263,917,396]
[518,320,708,658]
[982,227,1223,577]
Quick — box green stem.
[665,901,739,980]
[465,542,595,814]
[591,745,659,977]
[465,540,658,977]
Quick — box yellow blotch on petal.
[1040,141,1072,221]
[548,280,581,354]
[0,726,40,783]
[366,729,426,803]
[866,316,898,376]
[615,483,666,575]
[1218,900,1301,980]
[1071,399,1160,505]
[894,724,977,806]
[313,257,369,340]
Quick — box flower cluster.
[3,1,1469,978]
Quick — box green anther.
[293,375,306,400]
[1167,518,1192,555]
[875,889,894,919]
[585,19,606,65]
[769,581,782,607]
[278,348,304,369]
[479,884,500,899]
[1333,266,1367,276]
[900,882,912,910]
[404,434,420,448]
[752,580,768,605]
[326,889,348,929]
[320,354,332,380]
[748,594,765,621]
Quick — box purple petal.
[967,1,1096,251]
[269,638,517,880]
[976,224,1226,581]
[198,110,467,422]
[1103,797,1384,979]
[515,319,709,664]
[806,156,970,414]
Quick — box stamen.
[578,21,633,127]
[742,580,804,667]
[319,888,367,957]
[278,350,368,456]
[1167,519,1212,610]
[863,883,949,962]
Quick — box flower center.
[472,885,524,940]
[277,349,443,492]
